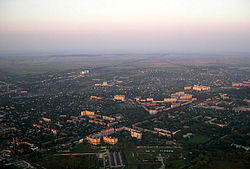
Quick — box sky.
[0,0,250,54]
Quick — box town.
[0,54,250,169]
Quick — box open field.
[2,53,249,78]
[27,143,103,169]
[36,154,101,169]
[188,135,211,145]
[123,149,162,169]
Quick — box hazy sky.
[0,0,250,53]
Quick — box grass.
[123,149,163,169]
[37,154,101,169]
[188,135,211,145]
[166,159,191,169]
[70,143,99,153]
[0,62,81,76]
[123,149,137,165]
[28,143,103,169]
[204,159,250,169]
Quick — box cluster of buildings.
[86,128,116,145]
[90,94,126,103]
[80,70,89,75]
[170,92,196,108]
[86,126,143,145]
[1,107,91,154]
[79,70,90,77]
[88,127,115,139]
[42,117,51,122]
[81,110,95,116]
[103,136,118,145]
[171,92,194,101]
[197,92,250,112]
[33,124,58,134]
[135,91,197,115]
[232,80,250,87]
[86,136,101,145]
[130,129,142,139]
[86,135,118,145]
[136,124,174,139]
[154,128,171,138]
[20,90,28,94]
[94,81,111,87]
[90,96,102,100]
[81,110,117,127]
[233,107,250,112]
[184,85,210,91]
[132,120,175,139]
[114,95,126,101]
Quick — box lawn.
[123,149,162,169]
[37,154,101,169]
[189,135,211,145]
[70,142,100,153]
[28,143,103,169]
[204,159,250,169]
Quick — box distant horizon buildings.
[114,95,125,101]
[81,110,95,116]
[232,80,250,87]
[184,85,210,91]
[192,85,210,91]
[42,117,51,122]
[148,109,158,115]
[94,81,111,87]
[80,70,89,75]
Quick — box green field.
[27,143,103,169]
[123,149,162,169]
[37,154,101,169]
[70,143,101,153]
[188,135,211,145]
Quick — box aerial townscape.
[0,53,250,168]
[1,0,250,169]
